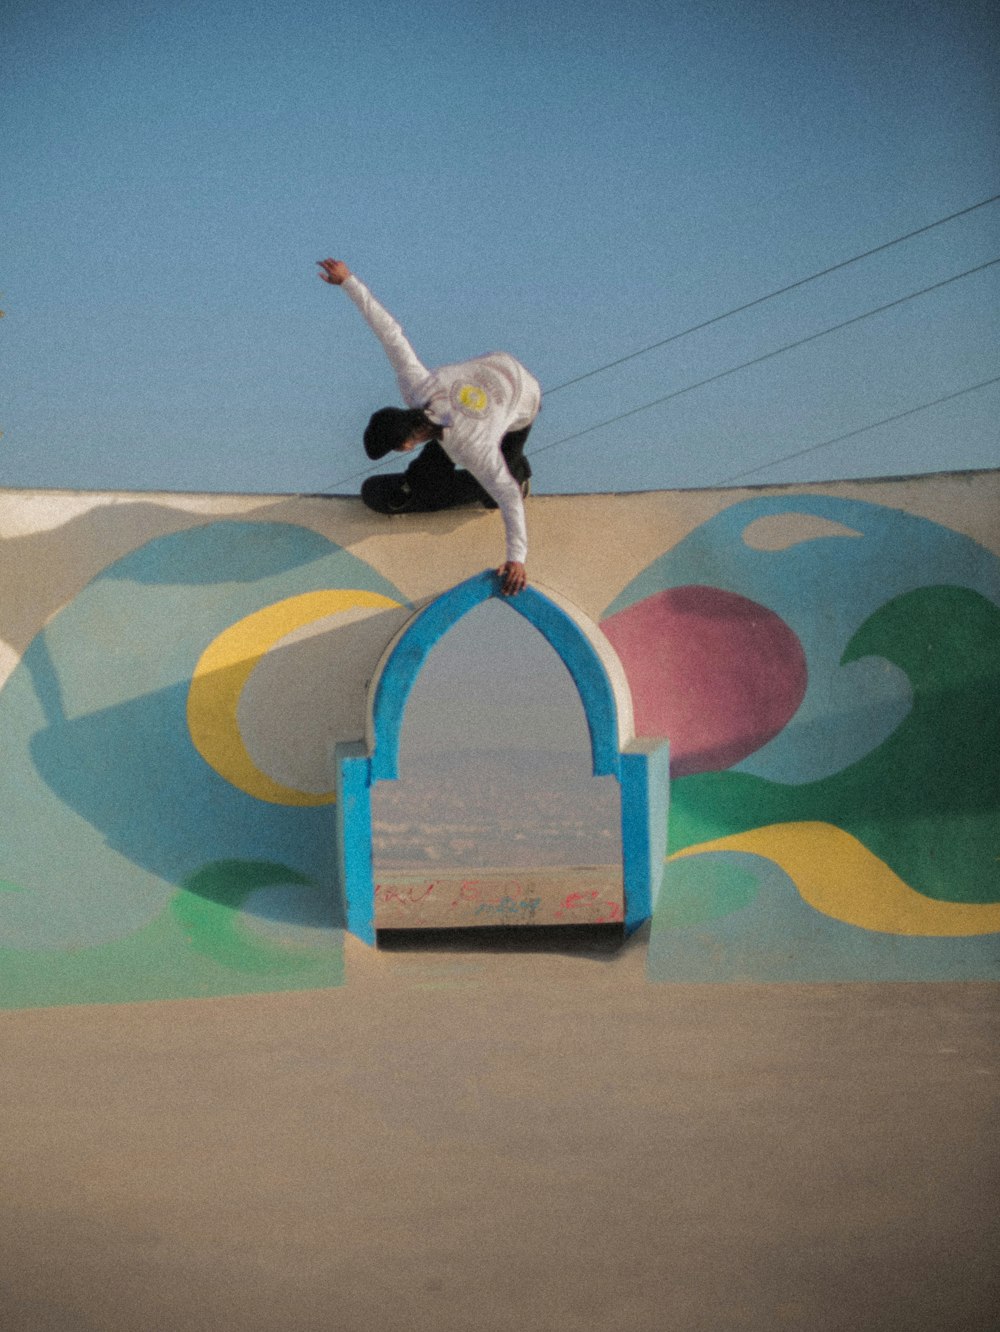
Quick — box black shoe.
[385,481,414,512]
[361,474,419,515]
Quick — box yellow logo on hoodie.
[454,383,489,417]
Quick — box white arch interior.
[370,599,624,927]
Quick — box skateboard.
[360,473,466,514]
[361,473,529,515]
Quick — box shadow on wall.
[0,496,330,654]
[26,652,336,914]
[0,512,415,1004]
[23,605,419,926]
[4,489,1000,999]
[3,518,411,931]
[19,563,997,934]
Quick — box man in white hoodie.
[318,258,541,596]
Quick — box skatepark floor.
[3,927,997,1332]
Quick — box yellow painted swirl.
[187,590,401,805]
[671,822,1000,936]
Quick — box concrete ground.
[2,929,998,1332]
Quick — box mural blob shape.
[601,585,807,775]
[671,823,1000,936]
[669,585,1000,908]
[648,849,1000,985]
[188,589,404,805]
[173,859,341,973]
[605,495,1000,784]
[0,519,406,1005]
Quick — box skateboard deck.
[360,473,417,514]
[361,473,491,514]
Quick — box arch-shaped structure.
[334,571,669,944]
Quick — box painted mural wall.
[2,471,998,1006]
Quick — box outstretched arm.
[317,258,430,405]
[454,438,529,594]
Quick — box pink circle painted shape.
[602,586,807,775]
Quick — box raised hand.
[317,258,351,285]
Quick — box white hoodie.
[343,274,541,564]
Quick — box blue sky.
[2,0,998,496]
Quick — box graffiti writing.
[375,881,437,907]
[555,890,623,924]
[374,875,624,926]
[449,877,526,909]
[474,895,543,920]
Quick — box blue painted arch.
[334,570,668,944]
[369,571,622,781]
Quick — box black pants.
[398,425,532,511]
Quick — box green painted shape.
[670,586,1000,905]
[172,860,330,974]
[0,903,344,1010]
[653,852,762,928]
[0,881,23,893]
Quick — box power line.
[306,453,399,496]
[713,374,1000,485]
[544,191,1000,395]
[529,256,1000,460]
[312,198,1000,494]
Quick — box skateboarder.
[317,258,541,596]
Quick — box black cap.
[363,407,415,460]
